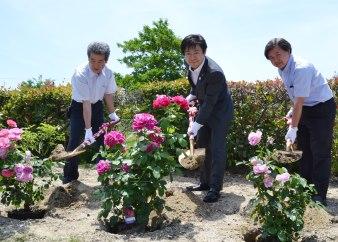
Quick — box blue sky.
[0,0,337,89]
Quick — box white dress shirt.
[71,64,117,103]
[189,58,205,85]
[278,55,333,106]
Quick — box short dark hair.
[180,34,207,54]
[87,42,110,61]
[264,38,292,59]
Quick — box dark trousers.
[63,100,104,183]
[297,98,336,200]
[197,122,230,191]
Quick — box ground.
[1,166,338,242]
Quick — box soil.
[1,167,338,241]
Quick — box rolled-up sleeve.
[105,72,117,94]
[72,73,90,102]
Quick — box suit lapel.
[187,71,195,87]
[197,57,208,86]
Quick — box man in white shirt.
[264,38,336,206]
[63,42,119,184]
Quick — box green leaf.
[152,167,161,179]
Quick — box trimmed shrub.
[21,123,66,158]
[1,85,72,128]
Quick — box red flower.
[6,119,17,128]
[145,142,160,153]
[152,95,171,109]
[171,95,189,110]
[132,113,158,131]
[104,131,126,148]
[1,168,15,178]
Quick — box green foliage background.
[0,77,336,174]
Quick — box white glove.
[187,121,203,137]
[108,112,120,122]
[186,94,197,103]
[84,128,95,144]
[286,107,293,118]
[285,126,298,144]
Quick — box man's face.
[89,53,106,74]
[184,45,205,70]
[267,46,290,69]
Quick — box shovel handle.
[77,120,120,150]
[286,139,294,152]
[189,135,195,155]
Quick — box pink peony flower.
[104,131,126,148]
[249,156,263,166]
[0,137,11,149]
[147,127,165,144]
[8,128,23,141]
[0,148,8,159]
[276,172,290,184]
[171,95,189,110]
[152,95,171,109]
[1,168,15,178]
[0,137,11,159]
[145,142,160,153]
[253,164,271,175]
[263,175,274,188]
[96,160,111,175]
[0,129,9,138]
[121,163,131,173]
[6,119,17,128]
[187,106,198,117]
[132,113,158,131]
[15,164,33,182]
[248,130,262,146]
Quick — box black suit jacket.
[188,57,234,127]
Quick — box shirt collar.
[279,54,293,75]
[189,57,205,74]
[88,64,105,78]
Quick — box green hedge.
[0,78,337,175]
[1,85,72,129]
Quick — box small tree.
[117,19,184,87]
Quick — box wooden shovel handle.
[76,120,120,151]
[286,139,294,152]
[189,136,195,155]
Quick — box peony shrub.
[0,119,57,210]
[239,129,316,242]
[95,95,189,230]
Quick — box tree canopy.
[117,19,184,87]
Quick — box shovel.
[272,139,303,164]
[178,116,205,170]
[49,120,119,161]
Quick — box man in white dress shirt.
[63,41,119,184]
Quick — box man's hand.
[84,128,95,144]
[109,112,120,122]
[187,121,203,137]
[285,126,298,144]
[186,94,197,105]
[286,107,293,118]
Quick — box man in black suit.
[182,34,234,203]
